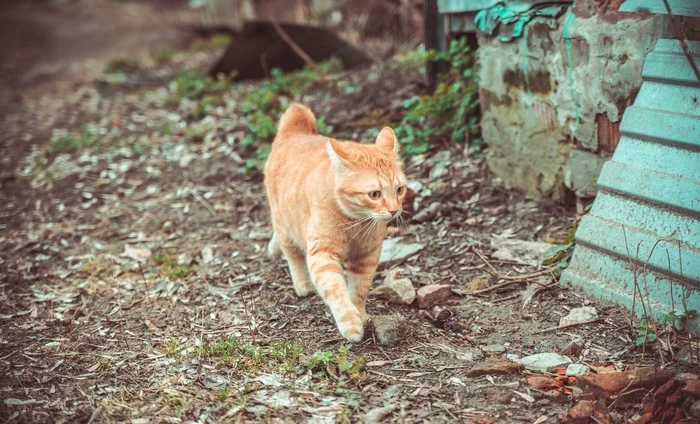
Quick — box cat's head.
[326,127,407,222]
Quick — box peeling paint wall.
[477,3,674,199]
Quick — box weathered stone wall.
[478,4,674,199]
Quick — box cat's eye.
[369,190,382,199]
[396,186,405,195]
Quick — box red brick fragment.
[527,376,560,390]
[682,379,700,398]
[576,367,673,396]
[656,378,682,399]
[416,284,452,309]
[665,389,683,407]
[466,358,523,377]
[568,400,593,420]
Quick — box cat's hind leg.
[278,240,313,297]
[267,232,282,259]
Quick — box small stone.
[566,364,590,376]
[514,353,572,373]
[379,238,425,264]
[465,217,477,226]
[372,315,407,345]
[559,307,598,327]
[690,400,700,418]
[482,344,506,355]
[466,358,523,377]
[466,278,489,293]
[361,405,395,424]
[416,284,452,309]
[413,201,441,222]
[560,341,581,357]
[568,400,593,420]
[484,388,513,404]
[370,270,416,305]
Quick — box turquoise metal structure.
[561,39,700,334]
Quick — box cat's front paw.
[337,312,364,343]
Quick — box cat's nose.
[388,210,399,217]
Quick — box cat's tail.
[276,103,318,138]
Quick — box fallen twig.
[262,0,317,70]
[472,247,555,281]
[534,318,601,334]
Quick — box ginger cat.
[263,103,407,342]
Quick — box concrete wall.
[477,2,674,200]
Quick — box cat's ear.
[326,138,352,172]
[375,127,399,156]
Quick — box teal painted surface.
[561,39,700,334]
[437,0,501,13]
[619,0,700,17]
[474,2,568,41]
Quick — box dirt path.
[1,4,698,423]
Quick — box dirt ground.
[1,2,698,424]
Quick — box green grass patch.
[46,127,101,155]
[198,336,303,373]
[153,253,195,279]
[300,344,366,384]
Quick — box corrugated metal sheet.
[619,0,700,17]
[561,39,700,334]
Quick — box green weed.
[217,386,231,402]
[153,253,194,279]
[171,69,234,101]
[103,58,139,75]
[238,59,341,174]
[394,37,481,155]
[190,33,232,52]
[163,336,183,359]
[300,344,366,383]
[46,128,101,155]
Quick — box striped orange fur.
[263,103,407,342]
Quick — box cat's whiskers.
[340,215,373,231]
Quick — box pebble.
[369,271,416,305]
[566,363,590,376]
[559,306,598,327]
[514,353,572,373]
[416,284,452,309]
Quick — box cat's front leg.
[307,246,364,342]
[346,246,381,324]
